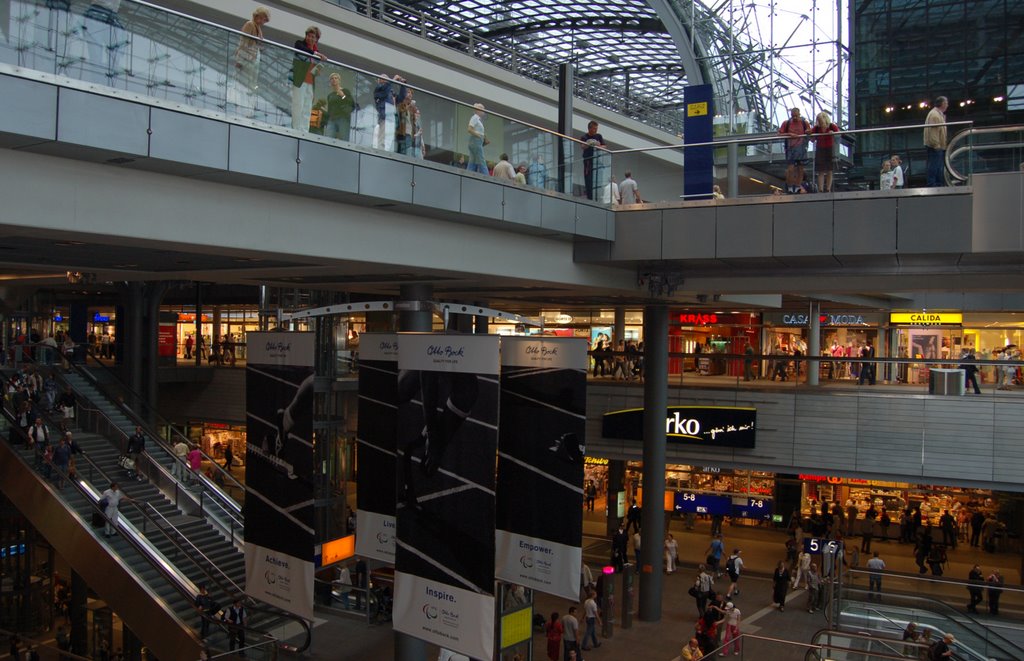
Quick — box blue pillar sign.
[683,84,714,200]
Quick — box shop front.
[763,311,883,381]
[188,421,246,471]
[669,312,760,376]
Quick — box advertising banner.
[393,334,500,660]
[495,337,587,601]
[602,406,757,448]
[244,332,316,621]
[356,333,400,562]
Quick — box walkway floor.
[292,515,1023,661]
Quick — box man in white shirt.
[466,103,489,174]
[581,590,602,650]
[619,171,641,204]
[172,439,189,480]
[602,175,620,204]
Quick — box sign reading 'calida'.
[602,406,756,448]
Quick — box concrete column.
[394,282,432,661]
[638,305,668,621]
[807,302,820,386]
[614,307,626,344]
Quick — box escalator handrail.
[840,586,1021,659]
[69,393,243,546]
[74,349,245,506]
[809,628,935,659]
[8,346,244,512]
[1,405,305,653]
[140,500,244,597]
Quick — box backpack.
[726,556,737,573]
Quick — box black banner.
[602,406,756,448]
[244,332,316,620]
[355,334,399,562]
[495,337,587,601]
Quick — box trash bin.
[929,368,965,395]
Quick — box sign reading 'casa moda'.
[602,406,756,449]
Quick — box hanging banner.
[244,332,316,621]
[355,333,400,562]
[393,334,500,660]
[495,337,587,601]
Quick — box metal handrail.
[846,568,1024,596]
[142,501,244,597]
[107,0,593,148]
[2,405,307,653]
[946,124,1024,182]
[697,630,918,660]
[839,585,1023,658]
[76,349,245,506]
[607,120,976,155]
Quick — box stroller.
[117,453,136,479]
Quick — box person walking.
[664,533,679,573]
[772,561,790,611]
[618,171,642,205]
[792,548,812,589]
[560,606,580,661]
[466,103,489,174]
[961,349,982,394]
[725,549,744,598]
[806,563,822,613]
[705,534,725,578]
[693,564,713,616]
[544,612,563,661]
[223,443,234,472]
[866,551,886,601]
[581,589,602,650]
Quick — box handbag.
[97,497,109,510]
[688,585,700,598]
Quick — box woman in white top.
[722,602,742,655]
[664,533,679,573]
[879,159,895,190]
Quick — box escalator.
[0,377,310,658]
[837,586,1022,660]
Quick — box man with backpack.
[726,549,744,599]
[779,108,811,194]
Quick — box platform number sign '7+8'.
[804,538,842,554]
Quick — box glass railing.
[0,0,606,202]
[606,121,976,202]
[590,350,1024,396]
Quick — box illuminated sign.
[674,492,773,519]
[584,456,609,466]
[804,538,843,554]
[93,313,111,323]
[319,535,355,566]
[602,406,756,448]
[500,607,533,649]
[679,313,718,325]
[781,314,867,326]
[687,102,709,117]
[889,312,962,325]
[1,543,27,558]
[177,313,211,322]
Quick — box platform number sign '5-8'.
[804,538,842,554]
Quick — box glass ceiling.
[375,0,848,135]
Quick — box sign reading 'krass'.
[602,406,756,448]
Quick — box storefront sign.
[585,457,609,466]
[889,312,962,325]
[602,406,756,448]
[765,312,880,326]
[177,313,211,322]
[676,313,757,326]
[318,535,355,566]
